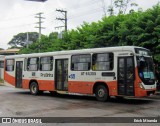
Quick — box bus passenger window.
[27,57,39,71]
[92,53,113,71]
[6,59,14,71]
[71,54,91,71]
[40,57,53,71]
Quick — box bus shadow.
[14,91,154,105]
[109,97,154,105]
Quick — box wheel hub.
[32,85,36,93]
[98,89,105,97]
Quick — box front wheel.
[30,82,39,95]
[95,85,109,102]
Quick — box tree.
[8,32,39,48]
[19,3,160,63]
[108,0,138,15]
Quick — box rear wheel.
[95,85,109,102]
[30,82,39,95]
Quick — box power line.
[55,9,67,32]
[68,7,102,19]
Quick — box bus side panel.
[105,81,117,96]
[4,71,15,86]
[68,80,117,95]
[22,79,55,91]
[22,79,30,89]
[38,80,55,91]
[68,81,93,94]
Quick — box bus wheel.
[95,85,109,102]
[30,82,39,95]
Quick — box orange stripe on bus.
[4,71,15,86]
[68,80,117,95]
[22,79,55,91]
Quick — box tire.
[30,82,39,95]
[95,85,109,102]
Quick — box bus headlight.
[139,82,145,89]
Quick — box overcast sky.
[0,0,159,49]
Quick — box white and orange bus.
[0,55,4,80]
[4,46,156,101]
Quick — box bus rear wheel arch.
[93,83,110,102]
[29,81,40,95]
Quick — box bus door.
[15,61,23,88]
[55,59,68,91]
[118,56,135,96]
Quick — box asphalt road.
[0,85,160,126]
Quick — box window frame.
[5,59,15,71]
[71,54,91,71]
[27,57,39,71]
[92,52,114,71]
[40,56,53,71]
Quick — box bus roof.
[5,46,148,59]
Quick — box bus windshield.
[137,56,155,85]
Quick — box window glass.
[40,57,53,71]
[0,61,4,68]
[92,53,113,71]
[29,58,37,64]
[27,58,39,71]
[71,54,91,71]
[6,59,14,71]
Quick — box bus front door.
[55,59,68,91]
[118,57,135,96]
[15,61,23,88]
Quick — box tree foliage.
[18,4,160,62]
[8,32,39,48]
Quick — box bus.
[4,46,156,101]
[0,55,4,80]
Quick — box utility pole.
[26,32,29,48]
[35,12,45,52]
[35,12,45,40]
[101,0,106,17]
[55,9,67,32]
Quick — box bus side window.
[92,54,97,70]
[71,54,91,71]
[92,53,114,71]
[27,57,39,71]
[6,59,14,71]
[40,57,53,71]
